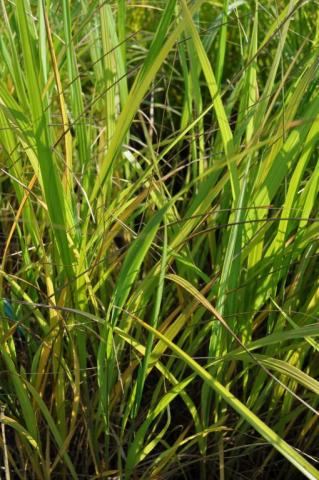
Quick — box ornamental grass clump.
[0,1,319,478]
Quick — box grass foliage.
[0,0,319,478]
